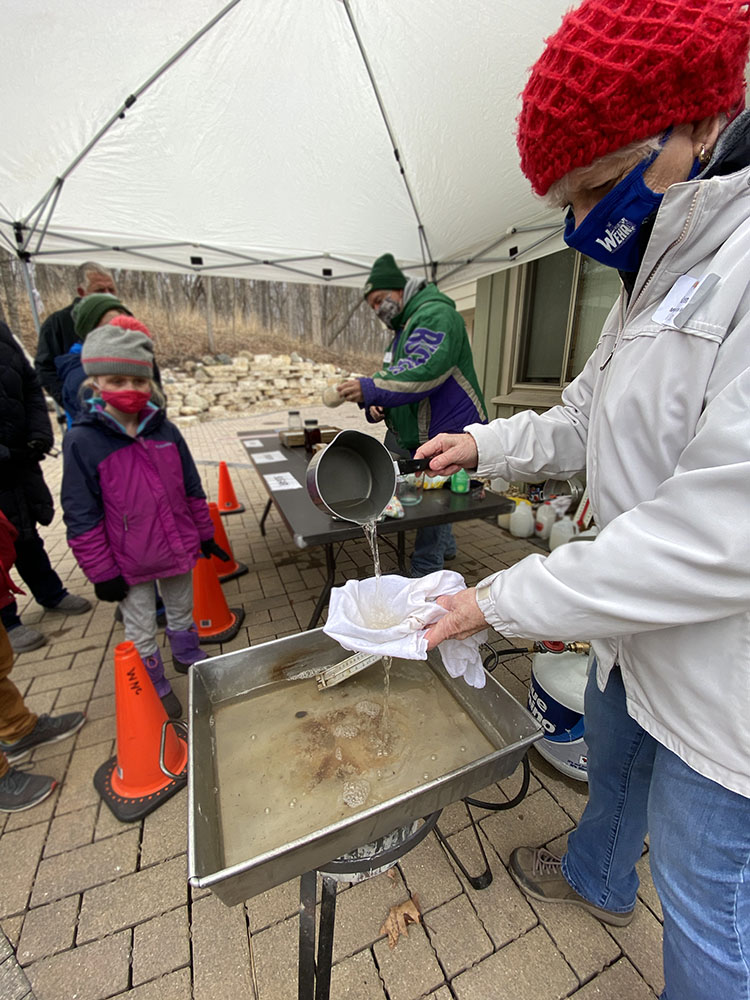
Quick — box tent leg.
[19,257,66,431]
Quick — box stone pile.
[160,351,356,425]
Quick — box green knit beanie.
[72,294,131,339]
[363,253,407,299]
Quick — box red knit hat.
[517,0,750,196]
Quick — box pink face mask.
[100,389,151,414]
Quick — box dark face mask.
[563,143,701,272]
[375,296,400,328]
[563,153,664,271]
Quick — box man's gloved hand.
[94,575,129,603]
[28,439,52,455]
[200,538,231,562]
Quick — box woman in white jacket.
[418,1,750,996]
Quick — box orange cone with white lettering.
[192,554,245,643]
[208,502,248,582]
[93,641,188,821]
[217,461,245,515]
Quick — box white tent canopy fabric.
[1,0,571,289]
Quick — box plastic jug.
[549,514,577,549]
[509,498,535,537]
[534,501,557,540]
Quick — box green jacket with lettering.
[360,284,487,451]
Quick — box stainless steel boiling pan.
[306,429,430,524]
[188,628,542,906]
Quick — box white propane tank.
[528,649,591,781]
[549,514,577,550]
[509,499,535,538]
[534,501,557,540]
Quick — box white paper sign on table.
[241,438,264,449]
[264,472,302,491]
[253,450,286,464]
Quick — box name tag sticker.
[652,273,719,329]
[383,351,393,365]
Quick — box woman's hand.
[368,405,385,421]
[415,433,478,477]
[337,379,364,404]
[424,587,487,650]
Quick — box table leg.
[307,544,336,630]
[259,498,272,537]
[298,870,317,1000]
[397,531,407,574]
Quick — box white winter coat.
[467,160,750,798]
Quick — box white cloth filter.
[323,571,488,688]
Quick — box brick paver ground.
[0,406,663,1000]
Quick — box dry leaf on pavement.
[379,894,422,949]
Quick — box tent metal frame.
[5,0,563,297]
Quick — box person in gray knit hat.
[81,323,155,382]
[62,323,229,719]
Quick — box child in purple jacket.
[61,325,229,718]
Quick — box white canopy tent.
[1,0,571,295]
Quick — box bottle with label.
[288,410,302,431]
[549,514,578,550]
[534,501,557,540]
[303,418,322,456]
[509,498,535,537]
[450,469,470,493]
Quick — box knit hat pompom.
[81,325,154,380]
[517,0,750,196]
[363,253,407,298]
[108,314,152,339]
[72,293,132,339]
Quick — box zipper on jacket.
[123,514,128,532]
[598,190,700,372]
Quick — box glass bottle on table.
[303,418,322,456]
[288,410,302,431]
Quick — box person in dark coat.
[55,292,132,426]
[0,322,91,652]
[34,261,116,406]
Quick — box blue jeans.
[410,523,456,577]
[563,664,750,999]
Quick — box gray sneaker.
[0,712,86,763]
[45,593,92,615]
[509,847,635,926]
[7,624,47,653]
[0,766,57,812]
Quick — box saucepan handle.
[396,458,432,474]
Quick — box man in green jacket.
[338,253,487,575]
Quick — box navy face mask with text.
[563,153,664,272]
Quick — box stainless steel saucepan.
[306,429,430,524]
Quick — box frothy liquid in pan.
[214,657,497,868]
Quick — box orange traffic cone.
[208,502,248,582]
[217,461,245,515]
[93,641,188,821]
[193,554,245,643]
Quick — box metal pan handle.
[396,457,432,474]
[160,719,188,779]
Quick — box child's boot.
[143,649,182,719]
[167,625,208,675]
